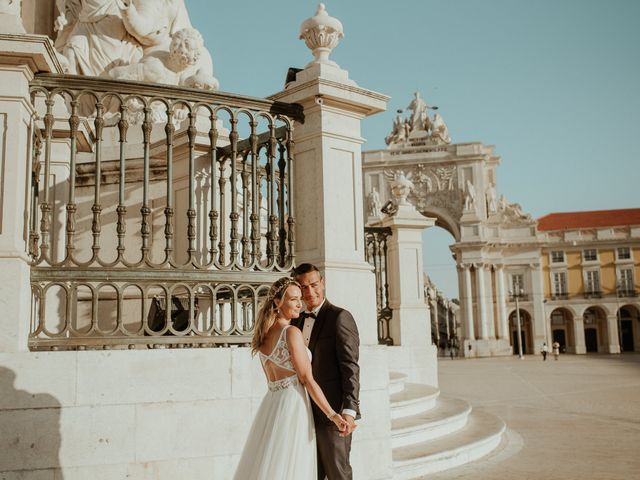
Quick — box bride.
[233,277,347,479]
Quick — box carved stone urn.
[299,3,344,67]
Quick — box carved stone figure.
[57,2,137,74]
[430,112,451,144]
[54,0,218,89]
[496,195,534,223]
[385,112,407,146]
[121,0,217,89]
[435,166,456,191]
[0,0,20,14]
[367,187,381,217]
[108,27,218,90]
[54,0,142,76]
[406,91,429,132]
[486,185,497,214]
[385,170,414,206]
[463,180,476,211]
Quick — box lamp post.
[510,285,525,359]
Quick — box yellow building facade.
[538,209,640,354]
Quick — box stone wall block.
[75,350,232,406]
[0,352,77,409]
[134,399,251,462]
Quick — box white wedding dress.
[233,326,317,479]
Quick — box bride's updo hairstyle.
[251,277,300,355]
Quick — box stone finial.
[299,3,344,67]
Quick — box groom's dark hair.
[292,263,322,278]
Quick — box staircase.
[390,372,506,479]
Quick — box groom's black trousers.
[316,423,353,480]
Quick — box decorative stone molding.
[299,3,344,68]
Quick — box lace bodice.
[258,326,311,392]
[259,326,295,373]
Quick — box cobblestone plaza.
[431,354,640,479]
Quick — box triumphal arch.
[363,92,546,357]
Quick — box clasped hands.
[329,412,358,437]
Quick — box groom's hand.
[340,414,357,437]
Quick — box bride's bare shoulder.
[285,325,303,343]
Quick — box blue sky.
[187,0,640,298]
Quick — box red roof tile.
[537,209,640,231]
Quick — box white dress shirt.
[301,300,324,347]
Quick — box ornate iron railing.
[364,226,393,345]
[28,74,303,350]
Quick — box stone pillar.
[476,264,488,339]
[531,263,547,347]
[606,314,621,354]
[432,298,439,345]
[0,34,62,352]
[272,8,393,478]
[380,205,435,346]
[462,264,475,342]
[496,265,508,339]
[270,40,388,347]
[485,265,496,339]
[573,316,586,354]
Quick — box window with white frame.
[511,274,525,294]
[617,247,631,260]
[551,251,565,263]
[552,272,568,296]
[583,249,598,262]
[619,268,634,292]
[585,270,600,294]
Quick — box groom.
[292,263,360,480]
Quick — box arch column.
[485,265,496,339]
[461,264,475,342]
[495,265,508,339]
[573,316,586,354]
[432,299,439,345]
[606,314,621,354]
[476,264,489,339]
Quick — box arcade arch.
[509,308,533,355]
[549,307,575,353]
[582,306,609,353]
[619,305,640,353]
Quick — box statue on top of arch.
[385,91,451,147]
[54,0,219,90]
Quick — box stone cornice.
[0,33,63,74]
[269,76,389,117]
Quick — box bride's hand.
[329,412,348,432]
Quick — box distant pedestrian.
[552,341,560,360]
[541,342,549,361]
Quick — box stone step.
[390,383,439,420]
[392,410,506,479]
[389,371,408,395]
[391,397,471,449]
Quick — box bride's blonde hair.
[251,277,300,355]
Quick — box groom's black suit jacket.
[292,300,361,425]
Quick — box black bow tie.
[301,311,317,320]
